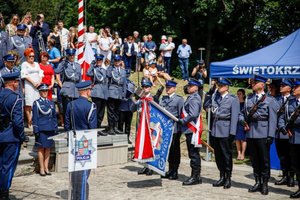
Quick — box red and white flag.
[78,41,94,81]
[181,108,203,147]
[134,97,155,162]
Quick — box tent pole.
[205,78,212,161]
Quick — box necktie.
[255,95,259,102]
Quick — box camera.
[36,15,41,26]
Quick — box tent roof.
[210,28,300,78]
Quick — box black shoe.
[107,128,116,135]
[261,179,269,195]
[45,171,52,176]
[161,170,172,179]
[97,130,108,136]
[0,190,9,200]
[287,173,295,187]
[39,172,46,177]
[248,178,261,193]
[213,177,225,187]
[169,171,178,180]
[275,176,287,185]
[146,169,153,176]
[182,176,202,186]
[137,167,148,175]
[290,190,300,198]
[114,127,124,134]
[223,172,231,189]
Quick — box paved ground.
[10,157,297,200]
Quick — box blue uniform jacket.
[159,93,184,133]
[239,93,279,139]
[180,92,202,134]
[205,92,239,138]
[278,98,300,144]
[0,88,24,143]
[65,96,97,131]
[106,65,126,100]
[10,35,32,63]
[32,98,57,134]
[87,63,108,100]
[55,60,82,98]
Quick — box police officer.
[278,79,300,198]
[65,80,97,200]
[239,74,279,195]
[118,71,136,143]
[178,79,203,186]
[87,54,108,135]
[106,54,126,135]
[0,22,12,67]
[204,78,239,189]
[0,54,19,87]
[32,83,57,176]
[10,24,32,63]
[55,48,82,123]
[160,80,184,180]
[0,72,24,200]
[274,79,295,187]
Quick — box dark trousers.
[290,144,300,181]
[124,55,133,71]
[275,138,293,172]
[32,45,41,62]
[168,132,182,170]
[0,143,20,191]
[247,138,271,179]
[91,97,107,128]
[62,96,76,125]
[211,136,233,173]
[118,111,133,136]
[107,98,121,127]
[70,169,90,200]
[185,133,201,173]
[163,56,171,74]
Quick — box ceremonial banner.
[146,101,177,176]
[68,130,97,172]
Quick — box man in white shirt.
[57,20,69,55]
[86,25,98,54]
[160,36,175,74]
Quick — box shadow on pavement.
[56,190,68,199]
[127,179,162,188]
[120,165,142,172]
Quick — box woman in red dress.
[39,52,54,100]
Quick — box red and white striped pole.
[77,0,86,79]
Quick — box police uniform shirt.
[181,92,202,134]
[32,97,57,134]
[239,93,279,139]
[55,60,82,98]
[11,35,32,63]
[160,93,184,133]
[278,98,300,144]
[0,88,24,143]
[210,91,239,138]
[0,31,13,60]
[107,65,126,100]
[87,63,108,100]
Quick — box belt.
[249,118,268,122]
[214,117,230,121]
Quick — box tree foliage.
[1,0,299,63]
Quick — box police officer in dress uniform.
[32,84,57,176]
[106,54,126,135]
[0,23,12,67]
[87,54,108,136]
[239,74,279,195]
[10,24,32,63]
[274,79,295,187]
[55,48,82,124]
[131,78,155,176]
[0,72,24,200]
[178,79,203,186]
[204,78,239,189]
[278,79,300,199]
[65,80,97,200]
[160,80,184,180]
[0,54,20,87]
[118,71,136,144]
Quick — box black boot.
[114,127,124,134]
[97,130,108,136]
[137,167,148,175]
[107,126,116,135]
[223,172,231,189]
[0,190,9,200]
[287,172,295,187]
[261,178,269,195]
[248,176,262,192]
[182,169,202,186]
[169,170,178,180]
[275,170,287,185]
[161,170,173,179]
[213,172,225,187]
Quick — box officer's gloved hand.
[177,119,184,125]
[228,134,235,144]
[265,137,273,145]
[279,127,288,135]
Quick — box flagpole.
[78,0,86,80]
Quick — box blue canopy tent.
[210,28,300,78]
[208,29,300,170]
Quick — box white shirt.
[59,28,69,49]
[85,32,98,49]
[163,42,175,57]
[99,37,113,51]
